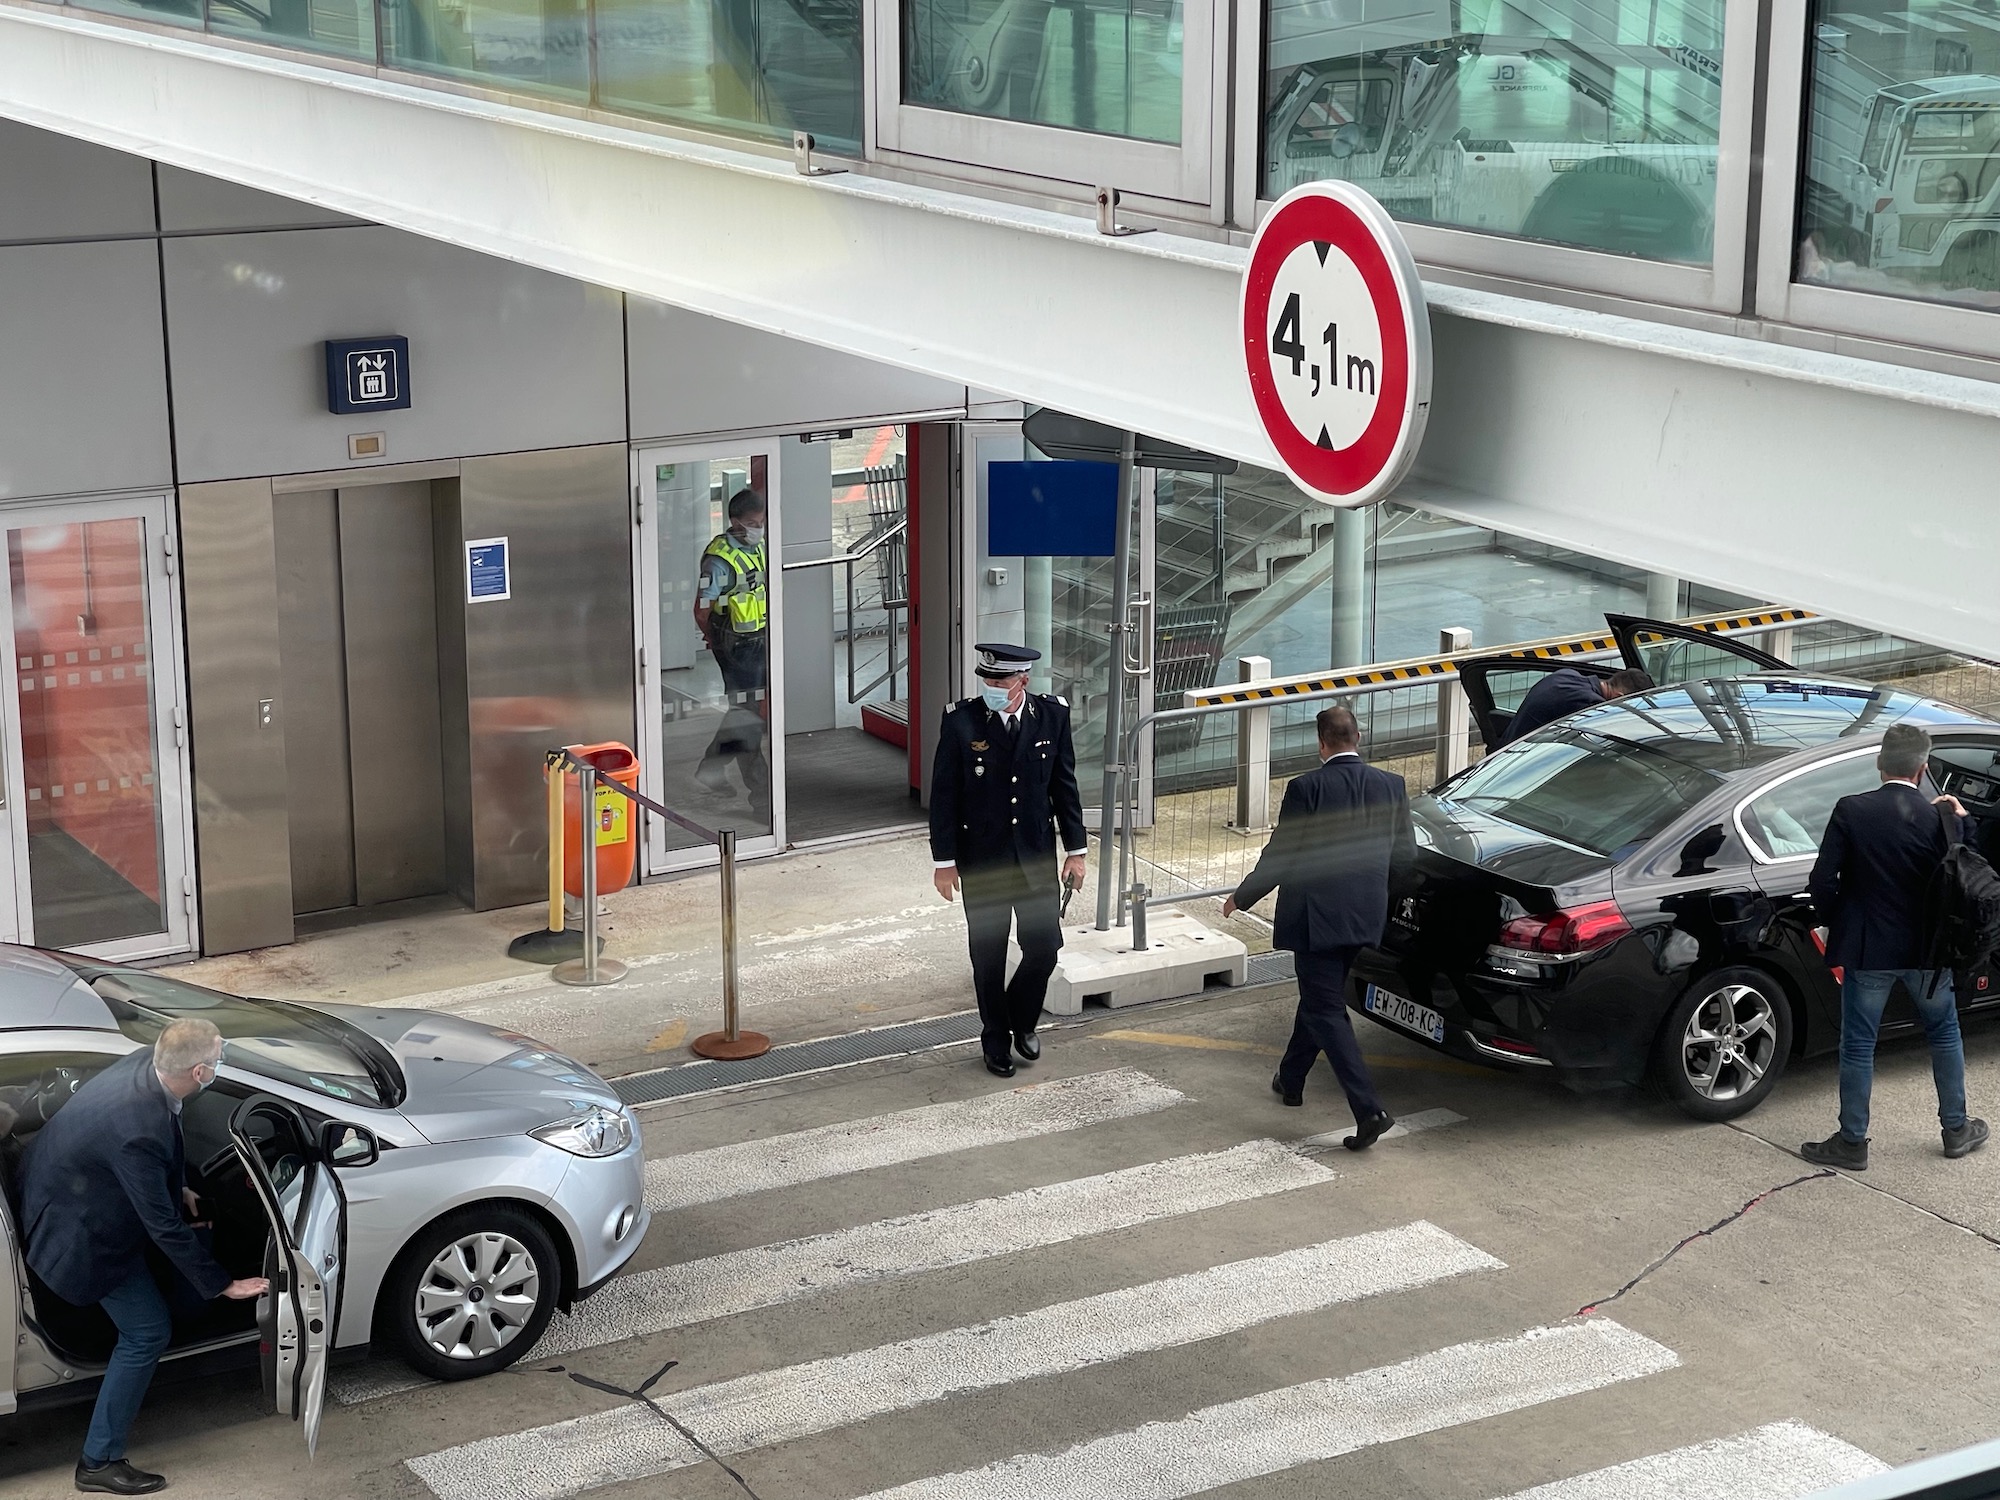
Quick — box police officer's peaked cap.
[973,643,1041,679]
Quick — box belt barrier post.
[555,762,629,987]
[1130,884,1149,951]
[1434,627,1473,783]
[692,829,770,1060]
[1233,655,1272,834]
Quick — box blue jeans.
[82,1268,173,1465]
[1838,968,1968,1142]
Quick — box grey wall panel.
[155,166,363,233]
[273,489,357,914]
[450,445,634,909]
[627,300,967,443]
[162,226,625,483]
[780,437,836,737]
[183,478,295,954]
[0,240,172,502]
[0,121,154,242]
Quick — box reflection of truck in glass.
[1803,48,2000,290]
[1263,0,1722,261]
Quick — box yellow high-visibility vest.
[703,532,768,633]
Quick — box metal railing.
[783,461,908,709]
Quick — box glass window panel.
[207,0,377,60]
[382,0,588,98]
[1262,0,1725,262]
[1798,7,2000,308]
[69,0,200,25]
[1739,755,1880,860]
[904,0,1185,144]
[597,0,864,153]
[655,456,775,851]
[10,521,169,949]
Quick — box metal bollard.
[555,763,629,987]
[692,829,771,1059]
[1129,884,1149,951]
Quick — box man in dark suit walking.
[19,1018,269,1495]
[1802,721,1988,1169]
[931,643,1088,1078]
[1224,705,1415,1149]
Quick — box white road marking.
[535,1138,1333,1358]
[849,1319,1678,1500]
[406,1220,1503,1500]
[1495,1421,1885,1500]
[645,1067,1184,1211]
[1299,1106,1466,1149]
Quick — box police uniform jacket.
[929,694,1087,874]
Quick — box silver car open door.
[229,1097,346,1457]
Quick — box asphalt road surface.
[8,981,2000,1500]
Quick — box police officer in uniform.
[931,644,1088,1077]
[693,488,770,799]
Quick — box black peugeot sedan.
[1348,671,2000,1121]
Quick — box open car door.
[1606,614,1791,687]
[230,1097,347,1458]
[1456,656,1618,753]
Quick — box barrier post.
[692,829,770,1059]
[1232,655,1272,833]
[554,762,628,987]
[1434,627,1473,782]
[1129,884,1149,951]
[507,751,585,964]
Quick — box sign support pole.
[1094,430,1137,933]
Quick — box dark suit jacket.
[1807,780,1964,971]
[1502,668,1606,745]
[19,1048,230,1307]
[929,694,1087,875]
[1231,754,1417,954]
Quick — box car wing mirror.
[321,1121,379,1168]
[1675,824,1727,877]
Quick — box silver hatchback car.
[0,946,648,1452]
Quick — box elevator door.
[274,483,448,915]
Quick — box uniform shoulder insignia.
[1047,694,1069,708]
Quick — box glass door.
[633,442,786,874]
[0,494,194,958]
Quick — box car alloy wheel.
[416,1231,542,1361]
[1680,983,1780,1102]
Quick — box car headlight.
[531,1105,633,1158]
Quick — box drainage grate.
[613,1011,987,1106]
[1245,951,1295,986]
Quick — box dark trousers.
[962,858,1062,1061]
[83,1268,173,1464]
[1277,946,1385,1124]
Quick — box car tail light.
[1809,926,1844,985]
[1481,1035,1543,1058]
[1495,901,1632,955]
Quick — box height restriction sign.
[1241,181,1431,507]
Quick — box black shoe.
[76,1459,165,1495]
[1271,1073,1302,1107]
[984,1054,1016,1079]
[1800,1132,1868,1170]
[1012,1031,1040,1062]
[1944,1118,1990,1159]
[1344,1111,1395,1151]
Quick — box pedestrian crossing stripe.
[1494,1422,1884,1500]
[405,1220,1505,1500]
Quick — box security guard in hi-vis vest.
[693,488,770,799]
[931,644,1088,1077]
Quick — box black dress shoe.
[75,1459,166,1495]
[1270,1072,1302,1107]
[1344,1111,1396,1151]
[984,1054,1016,1079]
[1800,1131,1868,1170]
[1944,1118,1990,1159]
[1013,1031,1041,1063]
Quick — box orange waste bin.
[559,742,640,897]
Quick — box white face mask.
[739,523,765,547]
[980,683,1014,713]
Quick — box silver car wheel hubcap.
[416,1232,541,1360]
[1681,983,1778,1101]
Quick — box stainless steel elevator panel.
[337,481,448,906]
[182,478,295,955]
[273,490,357,914]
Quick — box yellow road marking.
[643,1018,690,1053]
[1097,1028,1488,1075]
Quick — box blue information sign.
[466,537,510,602]
[986,461,1118,557]
[324,335,412,415]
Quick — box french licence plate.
[1363,984,1445,1044]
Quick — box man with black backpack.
[1802,722,1989,1169]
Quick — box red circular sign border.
[1242,187,1418,502]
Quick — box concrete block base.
[1043,908,1249,1016]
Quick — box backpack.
[1926,804,2000,981]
